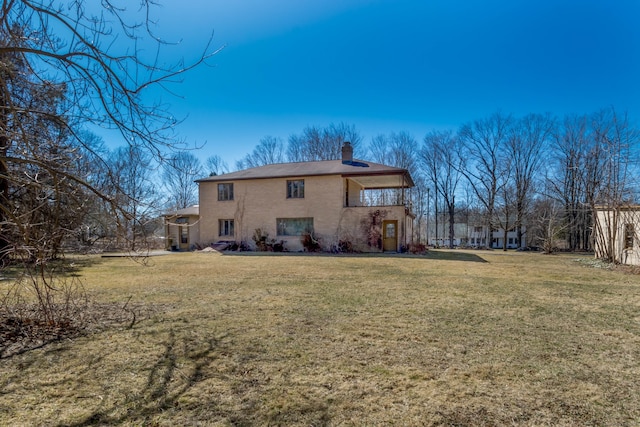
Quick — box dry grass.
[1,250,640,426]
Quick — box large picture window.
[218,183,234,201]
[287,180,304,199]
[277,218,313,236]
[219,219,234,237]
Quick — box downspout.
[345,178,349,207]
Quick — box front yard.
[1,250,639,425]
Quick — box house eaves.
[196,159,415,188]
[163,205,199,217]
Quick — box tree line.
[220,110,638,253]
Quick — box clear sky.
[143,0,640,165]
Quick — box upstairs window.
[287,180,305,199]
[218,183,234,201]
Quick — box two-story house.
[467,225,526,249]
[195,142,415,252]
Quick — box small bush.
[252,228,271,251]
[252,229,286,252]
[408,243,428,254]
[338,240,354,253]
[301,231,321,252]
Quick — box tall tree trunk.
[502,228,508,251]
[0,85,10,265]
[448,203,455,249]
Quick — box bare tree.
[110,145,162,251]
[205,154,229,176]
[458,112,513,248]
[162,151,203,210]
[532,197,567,254]
[388,132,418,172]
[495,179,516,251]
[548,108,639,255]
[367,131,419,206]
[287,122,362,162]
[236,135,286,169]
[422,130,462,248]
[421,136,440,246]
[547,114,592,250]
[507,113,554,248]
[591,109,638,206]
[411,175,429,244]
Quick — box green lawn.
[1,250,640,426]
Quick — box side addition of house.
[163,205,200,251]
[195,142,415,252]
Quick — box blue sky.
[143,0,640,165]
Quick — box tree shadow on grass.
[63,329,226,426]
[221,250,489,263]
[424,250,489,263]
[0,256,103,281]
[58,328,330,426]
[64,325,330,426]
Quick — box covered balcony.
[343,172,414,214]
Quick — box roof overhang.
[163,205,200,217]
[344,172,414,189]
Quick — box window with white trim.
[287,180,304,199]
[218,183,234,201]
[624,223,635,249]
[219,219,234,237]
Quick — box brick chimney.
[341,141,353,164]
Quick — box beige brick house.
[195,143,415,252]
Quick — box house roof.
[163,205,199,217]
[196,159,415,189]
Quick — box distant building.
[427,223,526,249]
[594,205,640,265]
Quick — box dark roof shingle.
[196,159,414,187]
